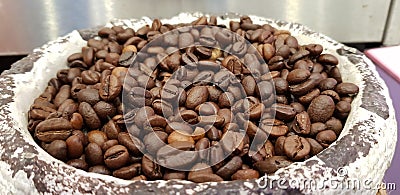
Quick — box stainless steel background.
[0,0,394,55]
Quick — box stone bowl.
[0,13,397,194]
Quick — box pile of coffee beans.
[28,15,359,182]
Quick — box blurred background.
[0,0,399,192]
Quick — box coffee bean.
[35,118,73,142]
[306,138,324,156]
[81,70,100,85]
[104,145,129,169]
[317,54,338,65]
[335,83,359,95]
[325,117,343,136]
[310,122,327,136]
[231,169,259,180]
[79,102,101,130]
[305,44,323,56]
[284,135,310,160]
[168,131,195,144]
[143,131,168,155]
[46,140,67,161]
[307,95,335,123]
[179,33,194,48]
[274,77,289,94]
[86,143,103,166]
[102,139,119,152]
[320,90,341,102]
[186,86,209,109]
[272,103,296,121]
[157,144,198,169]
[100,75,121,101]
[319,78,337,91]
[66,135,83,159]
[316,130,337,147]
[163,170,186,180]
[142,155,162,180]
[77,88,100,105]
[216,156,242,180]
[113,164,138,179]
[292,111,311,135]
[54,85,71,108]
[118,132,143,156]
[93,101,116,120]
[298,88,320,105]
[254,156,292,174]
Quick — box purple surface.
[375,65,400,190]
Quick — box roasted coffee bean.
[307,138,324,156]
[307,95,335,123]
[157,144,198,169]
[142,155,162,180]
[93,101,116,120]
[186,86,209,109]
[179,33,194,48]
[310,122,327,136]
[102,120,121,140]
[319,78,337,91]
[231,169,259,180]
[220,131,245,154]
[189,173,223,183]
[180,110,198,124]
[254,156,292,174]
[66,135,84,159]
[35,118,73,142]
[298,88,320,105]
[54,85,71,108]
[316,130,337,147]
[290,102,305,113]
[104,145,129,169]
[335,83,359,95]
[143,131,168,155]
[317,54,338,65]
[100,75,121,101]
[77,88,100,105]
[81,70,100,85]
[272,103,296,121]
[292,111,311,135]
[320,90,341,102]
[119,51,136,67]
[305,44,323,56]
[196,102,219,116]
[46,140,67,161]
[329,67,343,83]
[216,156,242,180]
[325,117,343,135]
[118,132,143,156]
[79,102,101,130]
[195,137,210,160]
[284,135,310,160]
[168,131,195,144]
[88,130,108,149]
[86,143,103,165]
[163,170,186,180]
[273,77,289,94]
[102,139,119,152]
[113,164,138,179]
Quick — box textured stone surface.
[0,13,397,194]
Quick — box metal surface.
[383,0,400,45]
[0,0,393,55]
